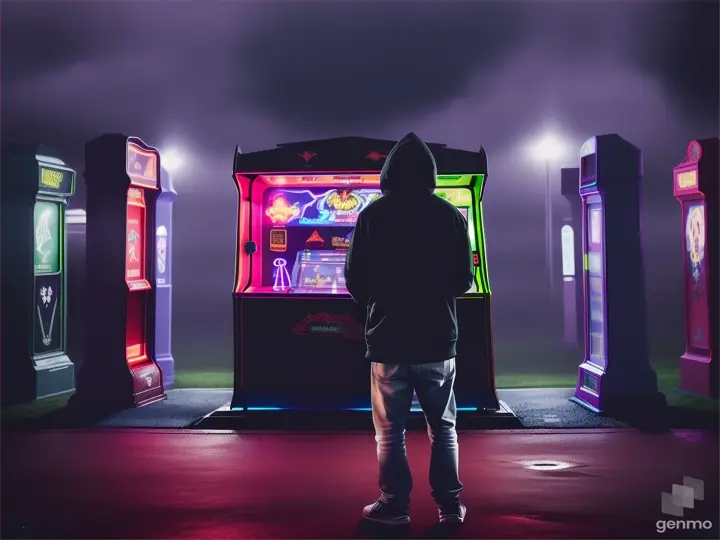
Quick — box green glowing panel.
[34,201,60,275]
[436,174,473,187]
[433,174,490,294]
[434,188,476,251]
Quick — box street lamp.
[161,148,185,173]
[530,133,566,298]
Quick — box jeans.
[370,359,463,507]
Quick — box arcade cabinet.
[560,167,583,348]
[73,135,166,409]
[673,138,719,398]
[570,134,663,414]
[154,166,177,388]
[1,144,77,405]
[199,136,519,429]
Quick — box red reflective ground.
[2,429,718,539]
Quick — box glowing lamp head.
[161,148,185,173]
[531,134,565,162]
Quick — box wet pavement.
[2,428,718,539]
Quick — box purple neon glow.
[272,258,291,291]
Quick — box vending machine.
[73,135,166,409]
[673,138,718,398]
[1,144,77,404]
[570,134,663,414]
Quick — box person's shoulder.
[429,194,463,216]
[359,195,388,217]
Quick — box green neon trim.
[433,174,490,294]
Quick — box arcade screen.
[262,187,381,293]
[261,186,476,293]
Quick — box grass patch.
[496,373,575,389]
[169,365,681,391]
[664,389,719,414]
[1,393,71,424]
[174,371,233,388]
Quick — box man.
[344,132,474,526]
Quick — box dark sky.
[2,1,718,371]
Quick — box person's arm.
[344,212,371,305]
[452,211,475,296]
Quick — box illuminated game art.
[250,183,486,296]
[260,187,380,293]
[264,187,379,227]
[291,250,347,293]
[125,187,149,290]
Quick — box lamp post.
[531,134,564,298]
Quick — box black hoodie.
[344,133,474,364]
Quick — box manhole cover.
[517,460,574,471]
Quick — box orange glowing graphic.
[265,195,300,224]
[325,189,361,212]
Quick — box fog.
[3,1,718,377]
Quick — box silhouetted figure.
[345,132,474,526]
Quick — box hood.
[380,132,437,194]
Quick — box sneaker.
[438,502,466,524]
[362,500,410,525]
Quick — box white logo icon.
[40,286,53,306]
[662,477,704,517]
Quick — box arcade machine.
[1,144,76,405]
[72,135,166,409]
[154,166,177,388]
[560,167,583,348]
[199,136,519,428]
[673,138,719,398]
[570,134,663,414]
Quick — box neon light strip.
[231,406,479,412]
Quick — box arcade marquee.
[199,136,520,428]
